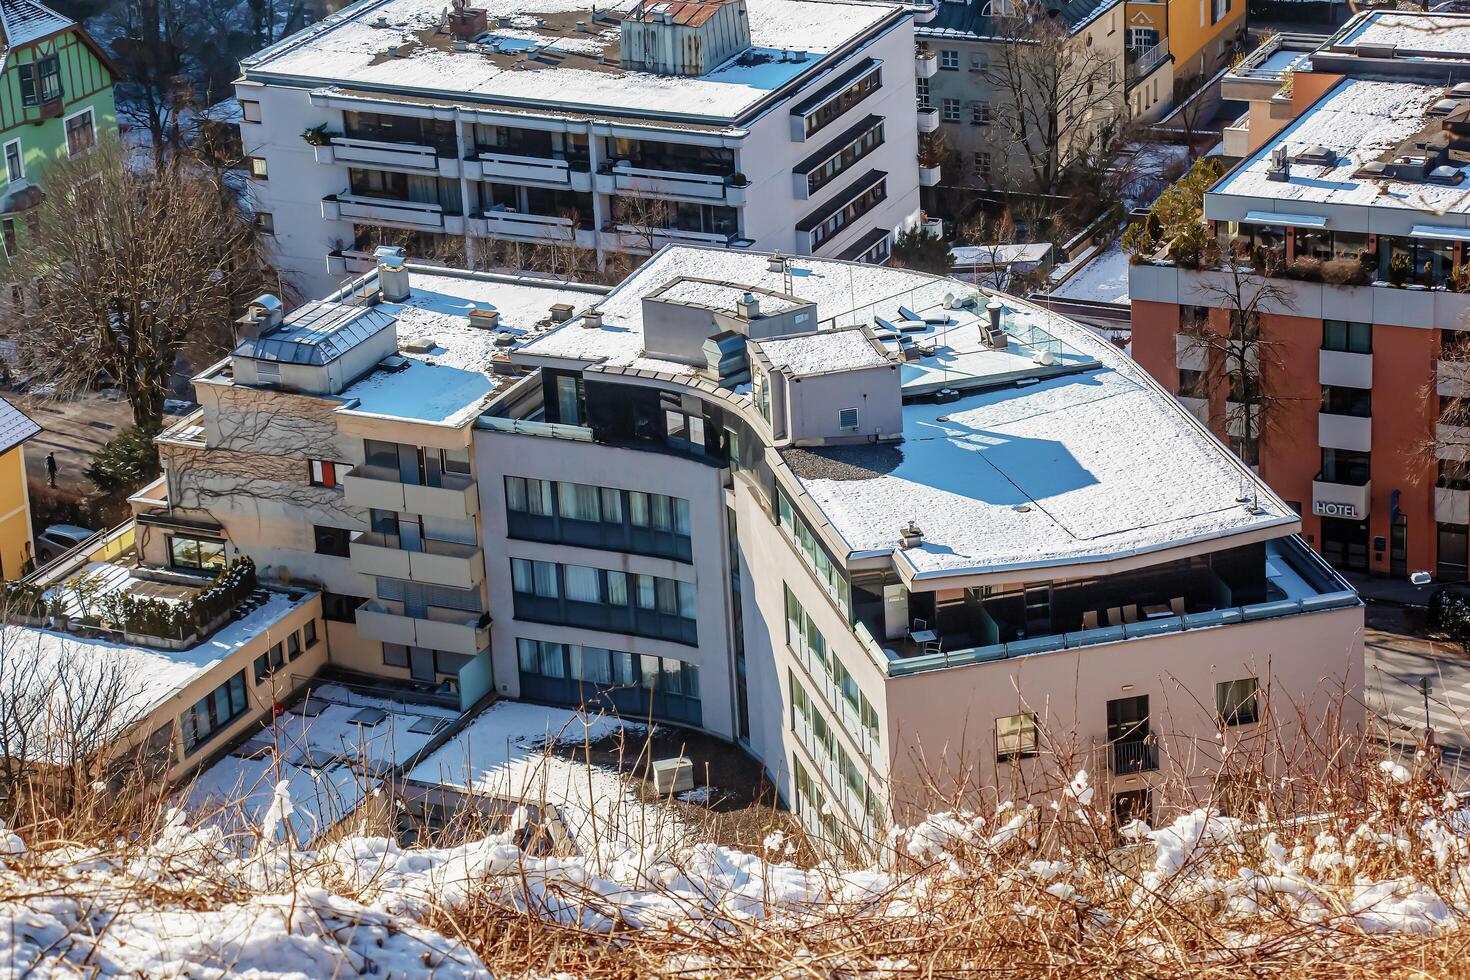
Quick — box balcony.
[598,164,740,203]
[1108,738,1160,776]
[470,208,585,245]
[1319,412,1371,453]
[349,532,484,590]
[1319,350,1373,389]
[355,600,488,656]
[606,224,736,251]
[1439,359,1470,398]
[1312,474,1370,520]
[342,465,478,519]
[1222,112,1251,158]
[1221,32,1321,101]
[916,106,939,134]
[318,136,450,174]
[467,151,579,188]
[915,50,938,79]
[918,163,941,187]
[324,194,452,231]
[1125,38,1169,84]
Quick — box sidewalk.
[1341,571,1443,610]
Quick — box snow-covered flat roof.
[786,359,1295,579]
[754,326,891,376]
[243,0,897,124]
[0,589,314,756]
[1332,10,1470,56]
[1211,78,1470,217]
[336,269,603,425]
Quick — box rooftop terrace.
[242,0,897,123]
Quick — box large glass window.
[1322,320,1371,354]
[1320,384,1371,417]
[169,534,226,571]
[505,476,692,561]
[510,561,696,645]
[181,671,249,754]
[516,638,701,724]
[803,66,882,137]
[1319,448,1370,485]
[777,488,850,612]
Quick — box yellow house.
[1124,0,1246,117]
[0,398,40,580]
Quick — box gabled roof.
[0,0,71,51]
[0,396,40,455]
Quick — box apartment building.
[488,245,1362,838]
[1118,0,1245,118]
[234,0,923,297]
[1130,11,1470,580]
[0,397,38,579]
[23,239,1362,840]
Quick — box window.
[512,560,696,644]
[240,99,262,123]
[39,57,62,103]
[1321,385,1371,418]
[383,643,410,668]
[941,98,961,123]
[287,631,302,661]
[304,619,319,647]
[17,64,35,107]
[970,100,991,126]
[555,374,582,425]
[169,534,226,571]
[1320,448,1370,485]
[665,406,705,452]
[321,592,366,622]
[1322,320,1371,354]
[804,119,885,196]
[181,672,248,754]
[248,156,269,180]
[804,65,882,137]
[1216,678,1258,726]
[64,109,95,158]
[309,459,350,488]
[971,52,989,71]
[777,488,849,610]
[1178,367,1206,396]
[939,49,960,70]
[916,77,930,110]
[253,642,284,682]
[511,558,560,598]
[3,140,21,183]
[314,525,351,557]
[838,407,859,430]
[973,151,991,181]
[753,368,772,425]
[1128,26,1160,48]
[996,712,1038,760]
[254,212,275,235]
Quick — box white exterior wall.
[238,17,922,298]
[473,427,740,740]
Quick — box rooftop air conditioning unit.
[1266,144,1290,182]
[649,757,693,795]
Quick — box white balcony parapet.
[918,164,941,187]
[476,152,574,185]
[356,601,488,656]
[349,532,484,590]
[605,164,734,202]
[1318,412,1371,453]
[915,50,938,79]
[1319,349,1373,389]
[329,136,439,170]
[333,194,446,230]
[917,107,939,134]
[1437,486,1470,524]
[343,465,478,519]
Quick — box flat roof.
[1331,10,1470,57]
[234,302,398,366]
[754,326,891,375]
[243,0,897,124]
[334,268,604,425]
[516,246,1293,577]
[0,589,313,757]
[1210,77,1470,217]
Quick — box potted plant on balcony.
[726,172,749,188]
[1388,252,1412,288]
[301,124,340,147]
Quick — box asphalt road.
[1364,606,1470,784]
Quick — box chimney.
[447,0,488,39]
[235,294,283,342]
[377,247,411,303]
[581,308,605,329]
[469,308,500,329]
[736,292,760,319]
[550,303,575,323]
[898,521,924,550]
[767,252,786,274]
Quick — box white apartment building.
[68,241,1363,848]
[235,0,924,298]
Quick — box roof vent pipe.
[767,252,787,273]
[898,521,924,550]
[582,308,604,329]
[736,292,760,319]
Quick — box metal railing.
[1109,738,1160,775]
[1127,38,1169,80]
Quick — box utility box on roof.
[650,756,694,794]
[621,0,751,76]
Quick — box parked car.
[35,524,95,564]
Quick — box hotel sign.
[1313,499,1362,520]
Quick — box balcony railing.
[1109,738,1160,775]
[327,194,447,230]
[348,532,484,590]
[602,164,739,202]
[355,600,488,656]
[342,465,478,519]
[326,136,441,170]
[1126,38,1169,81]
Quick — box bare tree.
[983,2,1124,195]
[608,195,674,258]
[1421,331,1470,492]
[6,140,279,431]
[1177,248,1298,466]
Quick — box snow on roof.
[0,589,313,757]
[754,327,891,376]
[1047,242,1131,306]
[335,269,602,425]
[1333,10,1470,55]
[950,243,1053,268]
[518,246,943,370]
[182,684,457,841]
[0,0,71,50]
[243,0,895,123]
[0,395,39,455]
[786,349,1294,578]
[1212,78,1470,216]
[408,700,686,852]
[653,277,805,315]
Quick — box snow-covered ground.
[1048,243,1131,306]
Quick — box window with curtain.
[564,564,601,603]
[996,713,1038,761]
[559,482,601,522]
